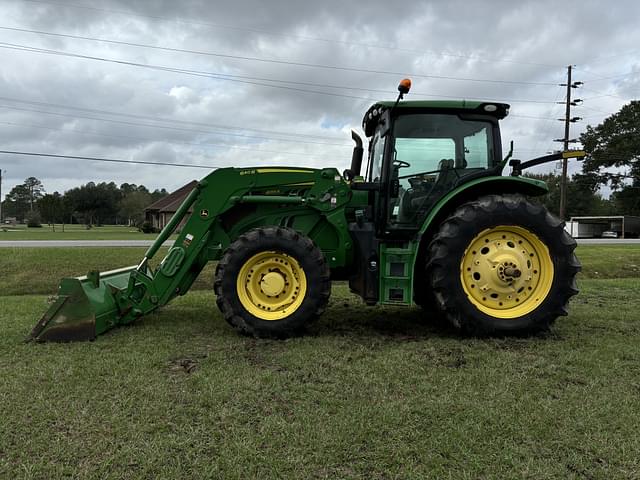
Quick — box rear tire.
[214,227,330,338]
[426,194,580,335]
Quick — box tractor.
[30,79,582,342]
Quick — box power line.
[509,114,558,121]
[580,49,640,65]
[578,105,615,116]
[574,66,640,82]
[0,120,344,160]
[0,98,351,147]
[0,149,218,169]
[532,83,566,155]
[16,1,562,69]
[0,37,559,105]
[0,28,562,104]
[0,40,560,88]
[0,98,563,153]
[0,104,354,153]
[0,42,374,102]
[582,87,636,102]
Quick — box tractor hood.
[231,166,322,194]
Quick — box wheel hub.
[498,262,522,282]
[236,251,307,321]
[460,226,554,319]
[260,271,286,297]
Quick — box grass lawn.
[1,246,639,478]
[0,224,168,241]
[1,244,638,297]
[0,247,216,296]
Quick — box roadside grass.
[1,279,640,478]
[0,247,214,296]
[1,244,638,297]
[577,244,640,278]
[0,224,170,241]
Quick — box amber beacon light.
[398,78,412,95]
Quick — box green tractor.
[30,80,581,342]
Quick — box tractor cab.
[355,99,510,235]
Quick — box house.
[144,180,198,230]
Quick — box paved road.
[1,238,639,248]
[576,238,640,245]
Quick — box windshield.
[393,114,494,175]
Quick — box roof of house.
[144,180,198,213]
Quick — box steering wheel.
[393,160,410,169]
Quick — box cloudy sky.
[0,0,638,198]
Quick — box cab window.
[367,130,386,182]
[388,114,494,227]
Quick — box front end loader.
[29,80,582,342]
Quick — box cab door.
[381,113,496,234]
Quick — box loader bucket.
[28,266,137,342]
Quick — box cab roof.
[362,100,510,137]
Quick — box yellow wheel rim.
[460,226,554,319]
[236,251,307,320]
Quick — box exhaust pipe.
[344,130,364,181]
[350,129,363,175]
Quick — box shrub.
[139,221,158,234]
[26,211,43,228]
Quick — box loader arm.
[29,166,354,342]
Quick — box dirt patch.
[167,352,208,374]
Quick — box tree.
[525,172,612,218]
[3,184,31,221]
[151,188,168,202]
[119,190,152,226]
[581,100,640,215]
[610,186,640,216]
[120,183,150,195]
[23,177,45,211]
[39,192,64,230]
[581,100,640,186]
[65,182,122,226]
[2,177,46,221]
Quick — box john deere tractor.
[30,80,581,342]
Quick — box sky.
[0,0,638,200]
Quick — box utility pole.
[555,65,582,220]
[560,65,572,221]
[0,169,3,223]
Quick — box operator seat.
[397,159,458,224]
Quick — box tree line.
[1,178,168,227]
[524,172,614,219]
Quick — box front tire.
[214,227,330,338]
[426,194,580,335]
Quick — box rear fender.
[411,175,549,276]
